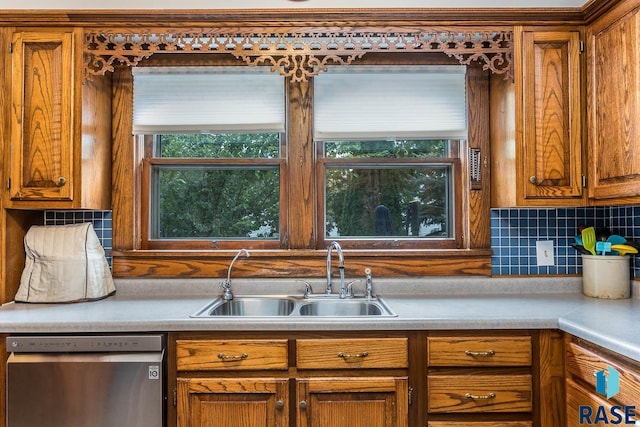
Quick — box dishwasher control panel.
[7,335,164,353]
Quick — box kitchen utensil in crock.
[571,243,591,255]
[595,241,612,255]
[610,244,638,256]
[606,234,627,244]
[581,227,597,256]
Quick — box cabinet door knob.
[57,177,67,187]
[529,176,538,184]
[299,400,307,410]
[276,399,285,410]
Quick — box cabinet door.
[587,8,640,200]
[177,377,289,427]
[517,30,583,204]
[9,30,75,202]
[296,377,408,427]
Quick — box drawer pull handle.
[465,392,496,400]
[217,352,248,361]
[338,351,369,359]
[465,350,496,357]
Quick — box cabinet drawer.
[176,339,288,371]
[566,341,640,408]
[428,336,532,367]
[565,378,639,427]
[428,374,532,413]
[296,338,407,369]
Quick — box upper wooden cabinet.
[516,28,584,206]
[586,2,640,203]
[492,27,584,207]
[6,28,111,210]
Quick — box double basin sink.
[191,295,397,318]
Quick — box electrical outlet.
[536,240,555,266]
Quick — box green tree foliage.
[152,135,451,240]
[153,134,280,239]
[325,140,450,238]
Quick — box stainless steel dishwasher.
[6,335,165,427]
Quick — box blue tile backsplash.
[491,206,640,278]
[45,206,640,279]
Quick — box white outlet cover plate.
[536,240,555,266]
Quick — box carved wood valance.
[84,27,513,81]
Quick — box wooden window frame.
[111,53,492,278]
[139,134,287,251]
[315,143,464,250]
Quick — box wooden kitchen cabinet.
[172,335,409,427]
[6,28,111,209]
[514,27,584,206]
[296,337,409,427]
[586,1,640,203]
[177,377,289,427]
[565,335,640,426]
[175,338,290,427]
[493,27,584,207]
[296,377,408,427]
[426,333,533,426]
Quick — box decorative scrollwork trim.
[84,27,513,80]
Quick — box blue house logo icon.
[595,365,620,399]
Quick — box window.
[132,60,475,252]
[133,66,285,248]
[314,66,466,248]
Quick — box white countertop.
[1,276,638,362]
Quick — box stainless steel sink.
[297,299,395,317]
[191,296,296,317]
[191,295,396,318]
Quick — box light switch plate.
[536,240,555,266]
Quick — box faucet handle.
[296,280,314,298]
[343,279,362,298]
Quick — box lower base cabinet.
[296,377,408,427]
[426,333,535,426]
[177,378,289,427]
[171,330,566,427]
[565,335,640,427]
[173,334,409,427]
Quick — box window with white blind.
[314,66,466,246]
[134,62,470,250]
[134,66,285,245]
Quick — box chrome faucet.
[219,249,250,300]
[326,241,346,297]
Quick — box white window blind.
[314,65,467,140]
[132,66,285,134]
